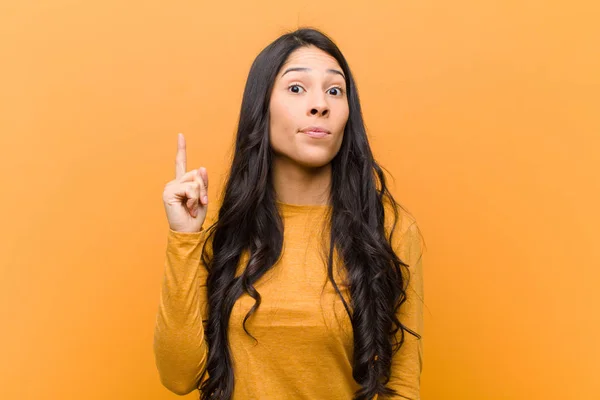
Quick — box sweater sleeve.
[381,221,425,400]
[153,227,211,395]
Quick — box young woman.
[155,28,425,400]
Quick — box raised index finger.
[175,133,187,180]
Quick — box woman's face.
[268,46,349,169]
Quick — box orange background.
[1,1,599,399]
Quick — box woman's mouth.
[300,126,331,138]
[303,130,329,138]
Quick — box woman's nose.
[310,106,329,116]
[307,89,329,116]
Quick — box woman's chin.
[294,155,335,169]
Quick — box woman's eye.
[289,84,305,94]
[328,87,344,96]
[288,84,344,96]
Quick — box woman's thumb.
[186,196,198,217]
[198,167,208,188]
[198,167,208,204]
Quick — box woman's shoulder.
[382,196,424,265]
[382,197,418,236]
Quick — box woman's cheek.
[283,105,299,133]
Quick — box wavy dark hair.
[198,27,423,400]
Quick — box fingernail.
[203,196,208,204]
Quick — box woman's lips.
[303,130,329,138]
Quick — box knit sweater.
[153,200,424,399]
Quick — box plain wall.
[1,1,598,399]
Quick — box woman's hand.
[162,133,209,233]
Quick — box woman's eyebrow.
[281,67,346,80]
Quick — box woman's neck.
[271,158,332,206]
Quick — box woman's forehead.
[280,47,342,75]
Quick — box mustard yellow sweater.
[154,201,424,399]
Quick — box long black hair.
[199,27,423,400]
